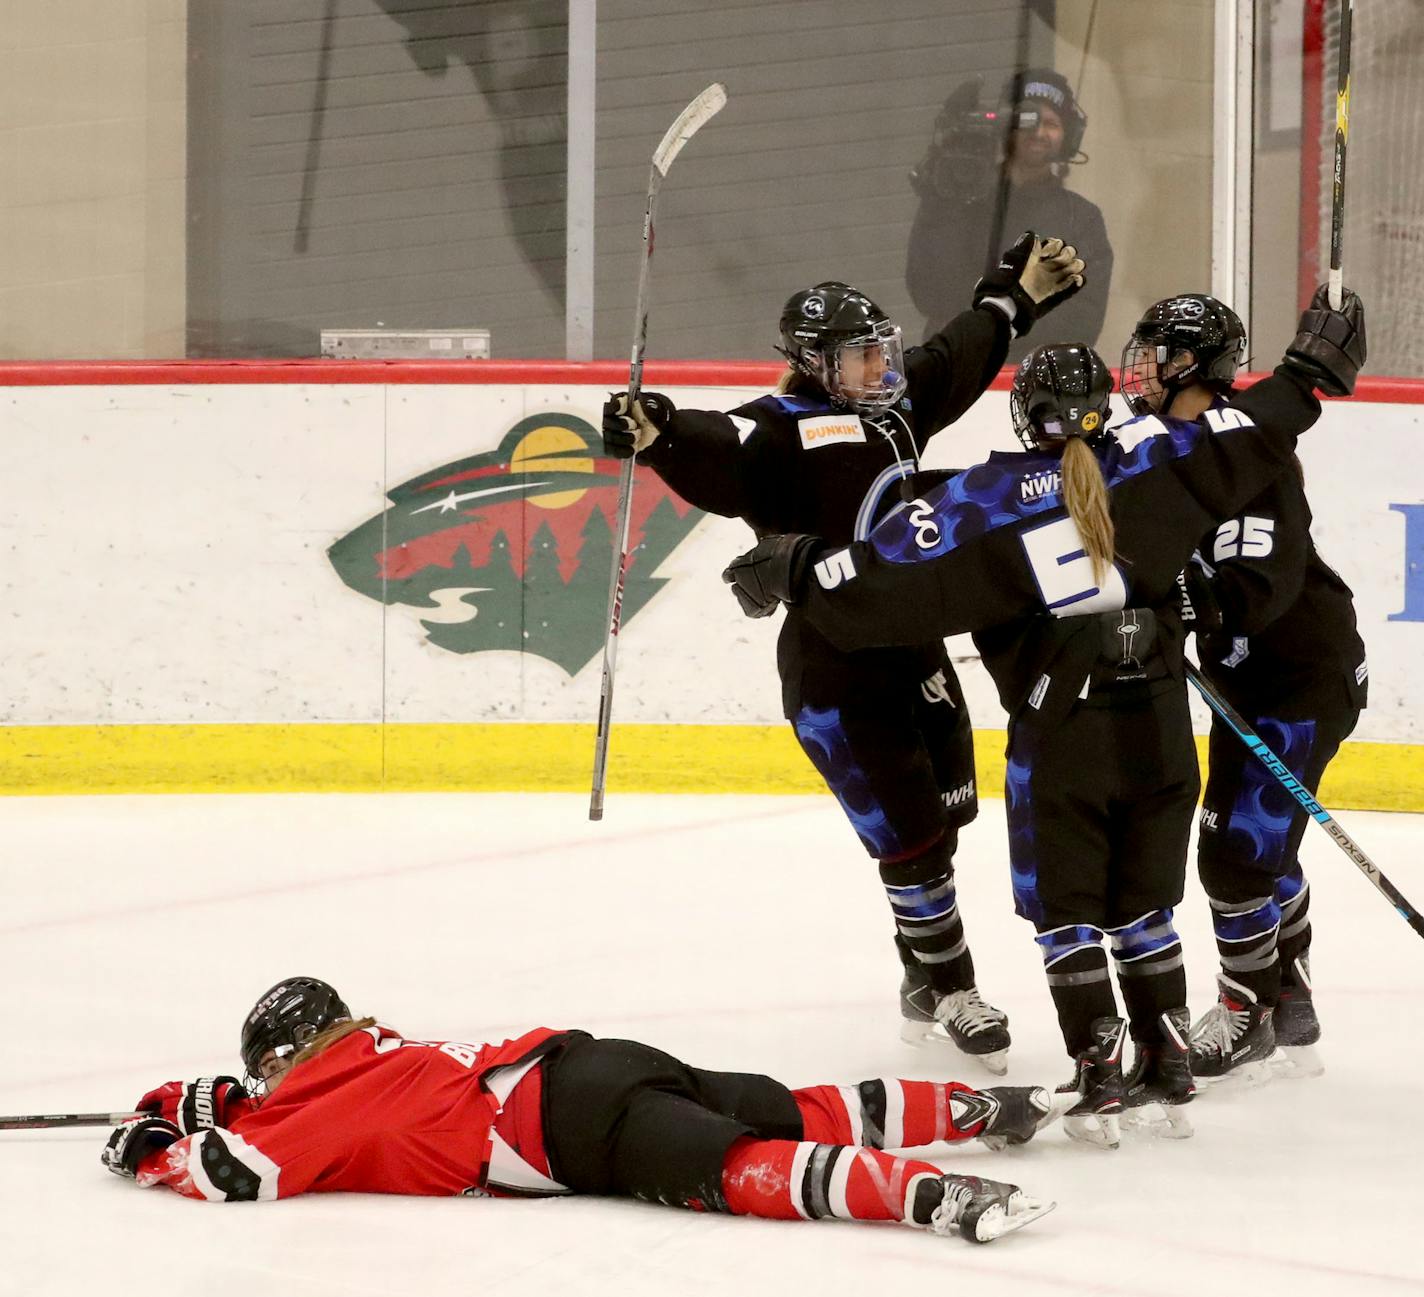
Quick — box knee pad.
[1106,909,1182,971]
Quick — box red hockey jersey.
[133,1024,572,1202]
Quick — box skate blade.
[965,1197,1057,1243]
[904,1023,1009,1076]
[1195,1057,1277,1091]
[1121,1101,1194,1140]
[1270,1044,1325,1080]
[1063,1111,1120,1150]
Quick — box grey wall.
[186,0,1037,359]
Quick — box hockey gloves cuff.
[721,533,821,618]
[1285,283,1366,397]
[102,1116,182,1180]
[136,1076,251,1134]
[601,391,676,459]
[974,232,1085,337]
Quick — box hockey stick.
[0,1111,142,1132]
[1327,0,1353,308]
[588,82,727,822]
[1185,662,1424,939]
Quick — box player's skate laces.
[929,988,1011,1075]
[1189,978,1275,1080]
[909,1173,1056,1243]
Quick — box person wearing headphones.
[906,69,1113,361]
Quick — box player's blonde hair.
[1060,437,1116,586]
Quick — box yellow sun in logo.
[510,424,594,509]
[1082,411,1102,432]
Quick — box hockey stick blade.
[0,1111,142,1132]
[652,83,727,178]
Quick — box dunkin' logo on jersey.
[1020,469,1062,502]
[328,412,702,674]
[798,415,866,449]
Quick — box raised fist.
[1286,283,1366,397]
[974,232,1085,337]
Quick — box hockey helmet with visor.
[777,282,908,414]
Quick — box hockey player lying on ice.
[101,977,1065,1243]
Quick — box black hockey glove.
[720,534,821,618]
[601,391,676,459]
[1285,283,1366,397]
[973,231,1085,337]
[101,1116,182,1180]
[970,1086,1062,1151]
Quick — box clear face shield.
[825,322,908,413]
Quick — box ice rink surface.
[3,790,1423,1297]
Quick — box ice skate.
[1055,1016,1125,1149]
[909,1172,1056,1243]
[1189,977,1276,1084]
[898,961,1010,1075]
[1271,956,1324,1079]
[1122,1007,1195,1139]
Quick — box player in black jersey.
[601,234,1087,1071]
[1120,292,1369,1081]
[722,287,1365,1138]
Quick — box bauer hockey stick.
[1185,662,1424,939]
[0,1111,142,1132]
[589,82,727,822]
[1327,0,1353,309]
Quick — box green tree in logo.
[328,412,702,675]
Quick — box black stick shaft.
[1328,0,1353,306]
[0,1111,142,1132]
[1186,663,1424,939]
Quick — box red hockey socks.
[790,1079,987,1148]
[721,1137,943,1224]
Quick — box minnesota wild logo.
[329,412,702,674]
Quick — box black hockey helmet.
[240,976,352,1092]
[1120,294,1247,417]
[1010,343,1113,451]
[1005,68,1087,161]
[776,281,907,414]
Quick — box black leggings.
[542,1037,804,1212]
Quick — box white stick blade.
[652,82,727,176]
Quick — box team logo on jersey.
[908,500,941,550]
[328,412,701,674]
[1020,469,1062,502]
[798,414,866,449]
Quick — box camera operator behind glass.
[906,70,1113,361]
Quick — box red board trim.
[0,359,1418,403]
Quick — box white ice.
[2,792,1422,1296]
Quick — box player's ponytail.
[287,1016,379,1074]
[1060,436,1116,586]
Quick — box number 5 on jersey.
[1020,515,1128,616]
